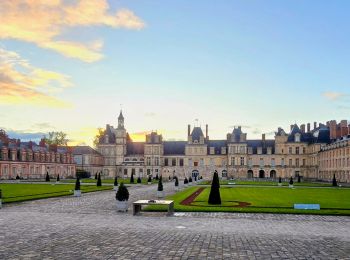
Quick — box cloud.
[31,122,55,129]
[0,47,72,107]
[322,92,347,101]
[0,127,46,142]
[0,0,145,62]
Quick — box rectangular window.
[194,161,198,167]
[231,157,235,166]
[240,157,244,166]
[248,158,252,167]
[172,158,176,166]
[179,159,184,166]
[289,147,293,154]
[296,147,299,155]
[155,157,159,166]
[259,158,264,167]
[200,158,204,166]
[302,159,306,166]
[164,158,168,166]
[296,158,299,167]
[271,158,275,167]
[289,159,292,166]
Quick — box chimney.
[300,124,305,133]
[205,124,208,140]
[262,133,266,141]
[307,123,310,132]
[188,124,191,136]
[314,122,317,129]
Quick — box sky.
[0,0,349,145]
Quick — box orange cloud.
[0,48,71,107]
[0,0,145,62]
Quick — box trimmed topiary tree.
[45,172,50,182]
[278,177,282,183]
[116,183,129,201]
[56,174,60,182]
[289,177,294,186]
[175,176,179,187]
[184,177,188,185]
[208,170,221,205]
[297,175,301,183]
[95,173,97,179]
[332,174,337,187]
[114,176,118,186]
[158,175,163,191]
[155,174,159,180]
[189,177,192,183]
[75,177,81,190]
[130,172,134,184]
[137,176,141,184]
[97,173,102,187]
[16,175,20,180]
[0,188,2,208]
[147,175,152,184]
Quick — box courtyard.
[1,182,350,259]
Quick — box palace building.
[96,111,350,183]
[0,130,76,179]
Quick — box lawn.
[146,186,350,215]
[0,183,112,203]
[199,180,334,187]
[60,178,159,185]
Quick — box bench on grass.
[294,204,320,210]
[133,200,174,216]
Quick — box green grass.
[199,180,335,187]
[0,183,112,203]
[61,178,159,185]
[146,186,350,215]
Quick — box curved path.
[0,182,350,259]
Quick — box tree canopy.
[93,128,105,147]
[43,131,68,146]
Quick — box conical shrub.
[208,171,221,205]
[97,173,102,187]
[137,177,141,184]
[157,175,163,191]
[130,173,134,184]
[45,172,50,182]
[114,176,118,186]
[175,177,179,187]
[57,174,60,182]
[332,174,337,187]
[75,177,81,190]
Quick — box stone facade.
[96,113,350,183]
[72,146,104,176]
[0,130,75,179]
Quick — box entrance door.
[192,170,199,179]
[259,170,265,178]
[247,170,253,178]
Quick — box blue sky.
[0,0,349,144]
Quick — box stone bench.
[133,200,174,216]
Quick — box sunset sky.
[0,0,349,145]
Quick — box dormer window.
[295,133,301,142]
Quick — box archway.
[270,170,276,179]
[192,170,199,179]
[247,170,253,179]
[259,170,265,178]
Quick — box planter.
[116,200,128,212]
[74,190,81,197]
[289,184,294,188]
[148,182,152,185]
[157,190,165,198]
[278,183,282,186]
[56,181,60,184]
[113,185,118,191]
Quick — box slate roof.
[126,142,144,155]
[247,140,275,154]
[72,146,102,156]
[163,141,186,155]
[207,140,227,155]
[287,124,330,144]
[191,127,204,142]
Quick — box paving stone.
[0,183,349,259]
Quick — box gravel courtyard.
[0,183,349,259]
